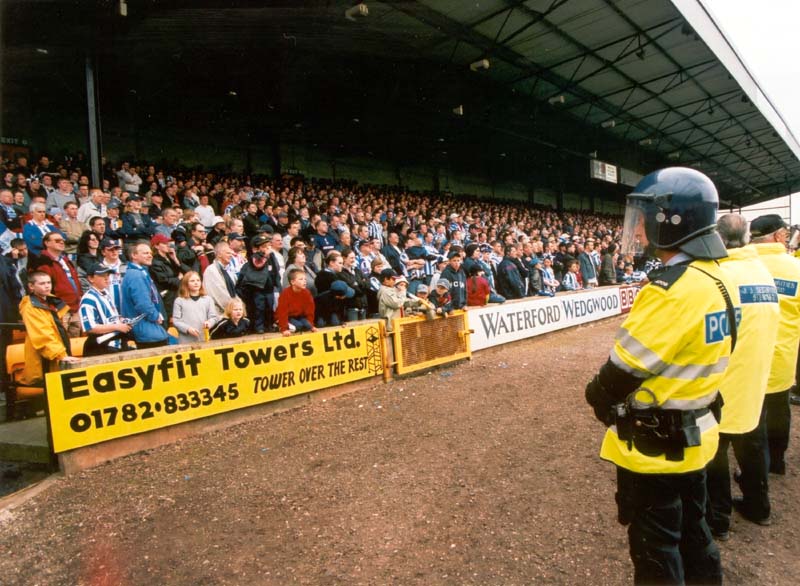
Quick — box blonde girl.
[172,271,219,344]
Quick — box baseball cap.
[436,279,451,291]
[447,251,462,260]
[416,284,429,294]
[395,275,409,286]
[227,232,247,241]
[251,235,270,248]
[101,238,122,249]
[87,262,116,276]
[258,224,275,234]
[150,234,172,246]
[330,280,355,298]
[380,268,398,280]
[750,214,789,237]
[212,215,225,226]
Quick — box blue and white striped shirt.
[79,287,123,350]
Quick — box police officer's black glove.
[585,375,617,426]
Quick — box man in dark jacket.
[599,243,618,286]
[236,235,280,333]
[496,245,525,300]
[439,251,467,310]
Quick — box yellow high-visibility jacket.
[717,246,779,433]
[600,259,737,474]
[754,242,800,393]
[18,294,71,385]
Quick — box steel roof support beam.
[499,0,769,188]
[384,0,761,194]
[597,0,792,179]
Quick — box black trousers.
[706,404,770,532]
[765,389,791,472]
[617,467,722,585]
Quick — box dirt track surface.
[1,316,799,585]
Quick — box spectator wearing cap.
[146,191,164,220]
[430,278,453,315]
[315,279,354,328]
[150,233,185,320]
[750,213,800,476]
[99,238,127,311]
[77,188,108,224]
[527,256,547,296]
[206,216,227,244]
[121,241,169,349]
[59,200,86,261]
[236,234,279,334]
[104,200,124,239]
[377,268,406,331]
[120,195,156,242]
[225,232,248,282]
[79,263,132,357]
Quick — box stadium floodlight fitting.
[35,48,49,55]
[548,95,565,105]
[119,0,128,17]
[344,3,368,21]
[638,138,653,146]
[470,59,490,71]
[588,150,598,159]
[668,151,681,160]
[452,104,464,116]
[228,90,237,96]
[601,119,616,129]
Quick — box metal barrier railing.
[389,311,472,376]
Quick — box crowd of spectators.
[1,150,634,375]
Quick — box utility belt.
[614,392,722,462]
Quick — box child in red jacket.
[276,268,317,336]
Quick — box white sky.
[701,0,800,221]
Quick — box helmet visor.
[620,197,649,257]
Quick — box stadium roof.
[2,0,799,206]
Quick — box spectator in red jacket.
[33,230,83,337]
[465,264,491,306]
[276,267,317,336]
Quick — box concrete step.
[0,417,51,464]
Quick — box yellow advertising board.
[45,325,384,452]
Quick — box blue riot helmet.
[619,167,727,260]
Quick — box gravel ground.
[0,316,798,585]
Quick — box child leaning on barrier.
[209,298,250,340]
[430,278,454,316]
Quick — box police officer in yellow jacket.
[706,214,779,537]
[750,214,800,476]
[586,168,736,585]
